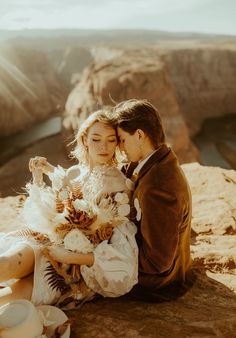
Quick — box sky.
[0,0,235,35]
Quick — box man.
[113,99,192,301]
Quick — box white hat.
[0,300,70,338]
[37,304,70,338]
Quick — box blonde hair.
[71,109,118,165]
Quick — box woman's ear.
[82,136,88,147]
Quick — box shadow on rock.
[68,267,236,338]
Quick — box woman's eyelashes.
[92,138,117,143]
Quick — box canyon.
[0,32,235,184]
[0,30,236,337]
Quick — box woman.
[0,109,138,308]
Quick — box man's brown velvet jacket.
[125,144,192,294]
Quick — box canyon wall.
[63,43,236,163]
[0,45,67,137]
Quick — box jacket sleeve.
[80,221,138,297]
[137,185,182,275]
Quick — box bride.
[0,109,138,308]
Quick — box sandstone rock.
[182,162,236,294]
[163,46,236,137]
[0,45,67,136]
[51,46,94,88]
[0,163,235,337]
[63,53,198,163]
[183,162,236,236]
[63,43,236,164]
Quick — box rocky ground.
[0,163,235,337]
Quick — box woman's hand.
[48,246,73,264]
[48,245,94,266]
[29,156,54,174]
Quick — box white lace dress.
[1,165,138,305]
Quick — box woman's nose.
[100,142,108,151]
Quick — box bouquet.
[23,164,131,307]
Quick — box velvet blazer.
[126,144,192,290]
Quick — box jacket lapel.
[136,144,171,185]
[123,161,138,179]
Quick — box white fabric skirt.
[0,232,60,305]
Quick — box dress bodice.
[69,165,128,203]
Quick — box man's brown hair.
[113,99,166,148]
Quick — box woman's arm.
[80,221,138,298]
[48,246,94,266]
[28,157,72,191]
[29,156,55,174]
[28,156,55,186]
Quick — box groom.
[112,99,192,301]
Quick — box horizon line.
[0,27,236,37]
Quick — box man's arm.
[138,186,182,275]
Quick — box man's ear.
[137,129,145,140]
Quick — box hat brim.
[37,305,70,338]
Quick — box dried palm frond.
[43,248,72,280]
[43,248,81,292]
[63,198,74,211]
[44,264,69,293]
[71,184,83,200]
[55,192,64,213]
[11,228,50,244]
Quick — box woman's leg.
[0,274,33,305]
[0,243,34,282]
